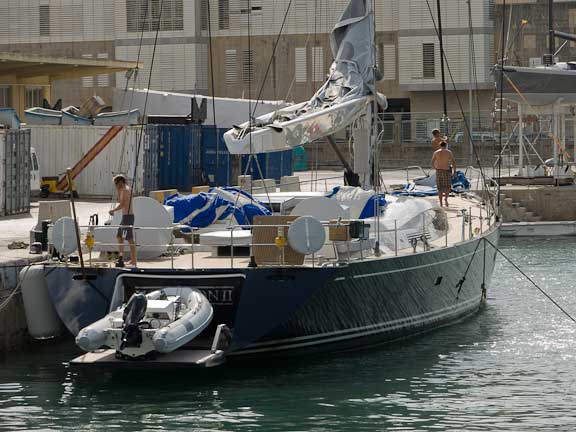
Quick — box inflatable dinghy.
[76,288,213,359]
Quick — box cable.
[484,238,576,325]
[498,0,507,210]
[251,0,295,117]
[206,0,220,186]
[423,0,493,213]
[129,0,165,213]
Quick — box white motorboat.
[76,287,213,359]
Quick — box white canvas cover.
[224,0,387,154]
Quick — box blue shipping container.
[155,125,203,191]
[201,126,232,187]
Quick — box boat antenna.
[436,0,448,128]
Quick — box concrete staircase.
[500,193,542,223]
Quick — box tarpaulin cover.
[164,188,271,228]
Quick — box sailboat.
[23,0,501,368]
[496,0,576,106]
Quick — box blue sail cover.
[165,188,271,228]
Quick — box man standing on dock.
[432,142,456,207]
[109,174,137,267]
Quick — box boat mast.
[436,0,448,125]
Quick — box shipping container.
[30,125,144,198]
[144,125,235,192]
[202,126,232,187]
[0,129,31,216]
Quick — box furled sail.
[224,0,387,155]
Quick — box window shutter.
[311,46,324,82]
[242,49,253,83]
[422,43,435,79]
[39,4,50,36]
[226,49,237,84]
[295,47,307,83]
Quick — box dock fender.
[20,265,63,339]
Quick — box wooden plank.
[70,349,226,369]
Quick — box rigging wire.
[128,0,165,213]
[421,1,576,327]
[498,0,507,209]
[251,0,295,117]
[484,238,576,325]
[115,11,147,181]
[206,0,220,186]
[423,0,492,213]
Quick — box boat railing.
[50,207,491,270]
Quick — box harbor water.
[1,238,576,431]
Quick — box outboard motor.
[120,293,147,350]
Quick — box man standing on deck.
[109,174,137,267]
[431,142,456,207]
[431,128,447,151]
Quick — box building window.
[81,54,94,88]
[242,49,253,83]
[97,53,110,87]
[295,47,307,83]
[382,45,396,81]
[226,49,237,84]
[126,0,184,33]
[200,0,209,31]
[422,43,435,79]
[240,0,262,15]
[25,87,43,109]
[219,0,229,30]
[311,46,324,82]
[39,5,50,36]
[0,86,11,108]
[487,0,494,22]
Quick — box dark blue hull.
[44,227,500,358]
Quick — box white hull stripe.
[234,297,481,354]
[344,247,487,281]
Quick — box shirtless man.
[431,141,456,207]
[109,174,137,267]
[431,128,447,151]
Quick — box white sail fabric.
[224,0,387,155]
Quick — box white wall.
[30,125,144,197]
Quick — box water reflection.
[1,238,576,431]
